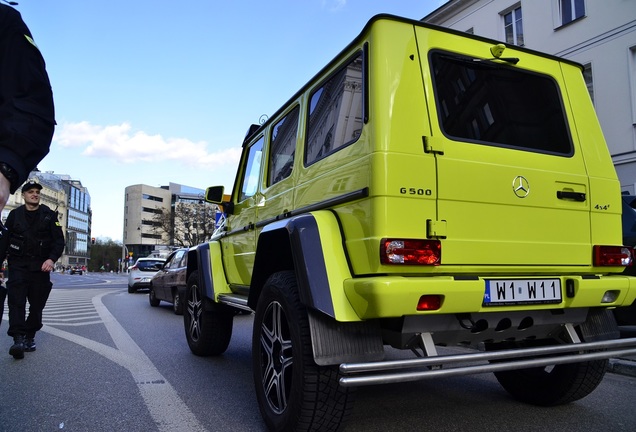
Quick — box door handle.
[557,191,586,202]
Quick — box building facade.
[122,183,220,268]
[1,171,92,270]
[423,0,636,194]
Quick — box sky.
[13,0,444,242]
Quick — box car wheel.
[494,309,613,406]
[494,359,607,406]
[184,272,233,356]
[128,285,136,294]
[252,271,355,432]
[149,286,160,307]
[173,290,183,315]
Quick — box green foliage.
[89,238,124,272]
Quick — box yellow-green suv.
[183,14,636,432]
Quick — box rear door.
[420,43,591,267]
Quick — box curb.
[608,358,636,378]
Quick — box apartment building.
[122,182,220,264]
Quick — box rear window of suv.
[430,51,573,156]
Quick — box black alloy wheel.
[252,271,354,432]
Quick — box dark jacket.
[0,4,55,192]
[0,204,65,271]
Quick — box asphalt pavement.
[610,326,636,378]
[51,271,636,379]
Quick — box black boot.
[24,336,36,352]
[9,335,25,359]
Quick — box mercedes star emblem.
[512,176,530,198]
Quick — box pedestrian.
[0,3,56,213]
[0,181,64,359]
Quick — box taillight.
[593,245,634,266]
[381,239,441,265]
[417,295,443,311]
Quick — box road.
[0,272,635,432]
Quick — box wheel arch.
[186,243,213,299]
[248,211,359,322]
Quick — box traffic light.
[91,237,96,244]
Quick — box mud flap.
[308,309,384,366]
[579,309,620,341]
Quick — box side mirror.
[205,185,225,203]
[206,186,234,215]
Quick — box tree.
[152,201,219,248]
[89,238,124,272]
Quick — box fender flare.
[249,211,358,321]
[186,242,214,300]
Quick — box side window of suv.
[305,53,363,166]
[239,136,264,202]
[268,106,299,186]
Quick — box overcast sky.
[14,0,443,241]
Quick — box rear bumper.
[339,337,636,387]
[343,274,636,319]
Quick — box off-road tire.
[149,286,160,307]
[252,271,355,432]
[494,358,607,406]
[184,272,233,356]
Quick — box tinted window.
[431,52,572,155]
[268,106,299,186]
[306,53,363,165]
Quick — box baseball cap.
[21,181,43,193]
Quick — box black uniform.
[0,203,64,338]
[0,4,55,192]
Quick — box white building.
[423,0,636,194]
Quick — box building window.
[631,46,636,125]
[559,0,585,26]
[502,6,524,47]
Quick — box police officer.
[0,180,64,359]
[0,3,56,213]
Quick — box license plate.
[141,277,150,282]
[483,278,562,306]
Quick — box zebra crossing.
[1,288,111,327]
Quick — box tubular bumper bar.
[339,337,636,387]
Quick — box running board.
[339,337,636,387]
[217,293,252,312]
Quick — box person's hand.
[41,259,55,272]
[0,173,10,214]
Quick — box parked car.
[615,193,636,325]
[148,248,188,314]
[70,266,83,275]
[127,257,166,293]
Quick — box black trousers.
[0,285,5,327]
[6,267,52,338]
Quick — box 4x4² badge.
[512,176,530,198]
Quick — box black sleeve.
[46,210,65,262]
[0,209,14,263]
[0,5,55,191]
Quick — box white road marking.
[35,290,207,432]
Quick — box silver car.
[127,257,166,293]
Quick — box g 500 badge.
[400,187,432,196]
